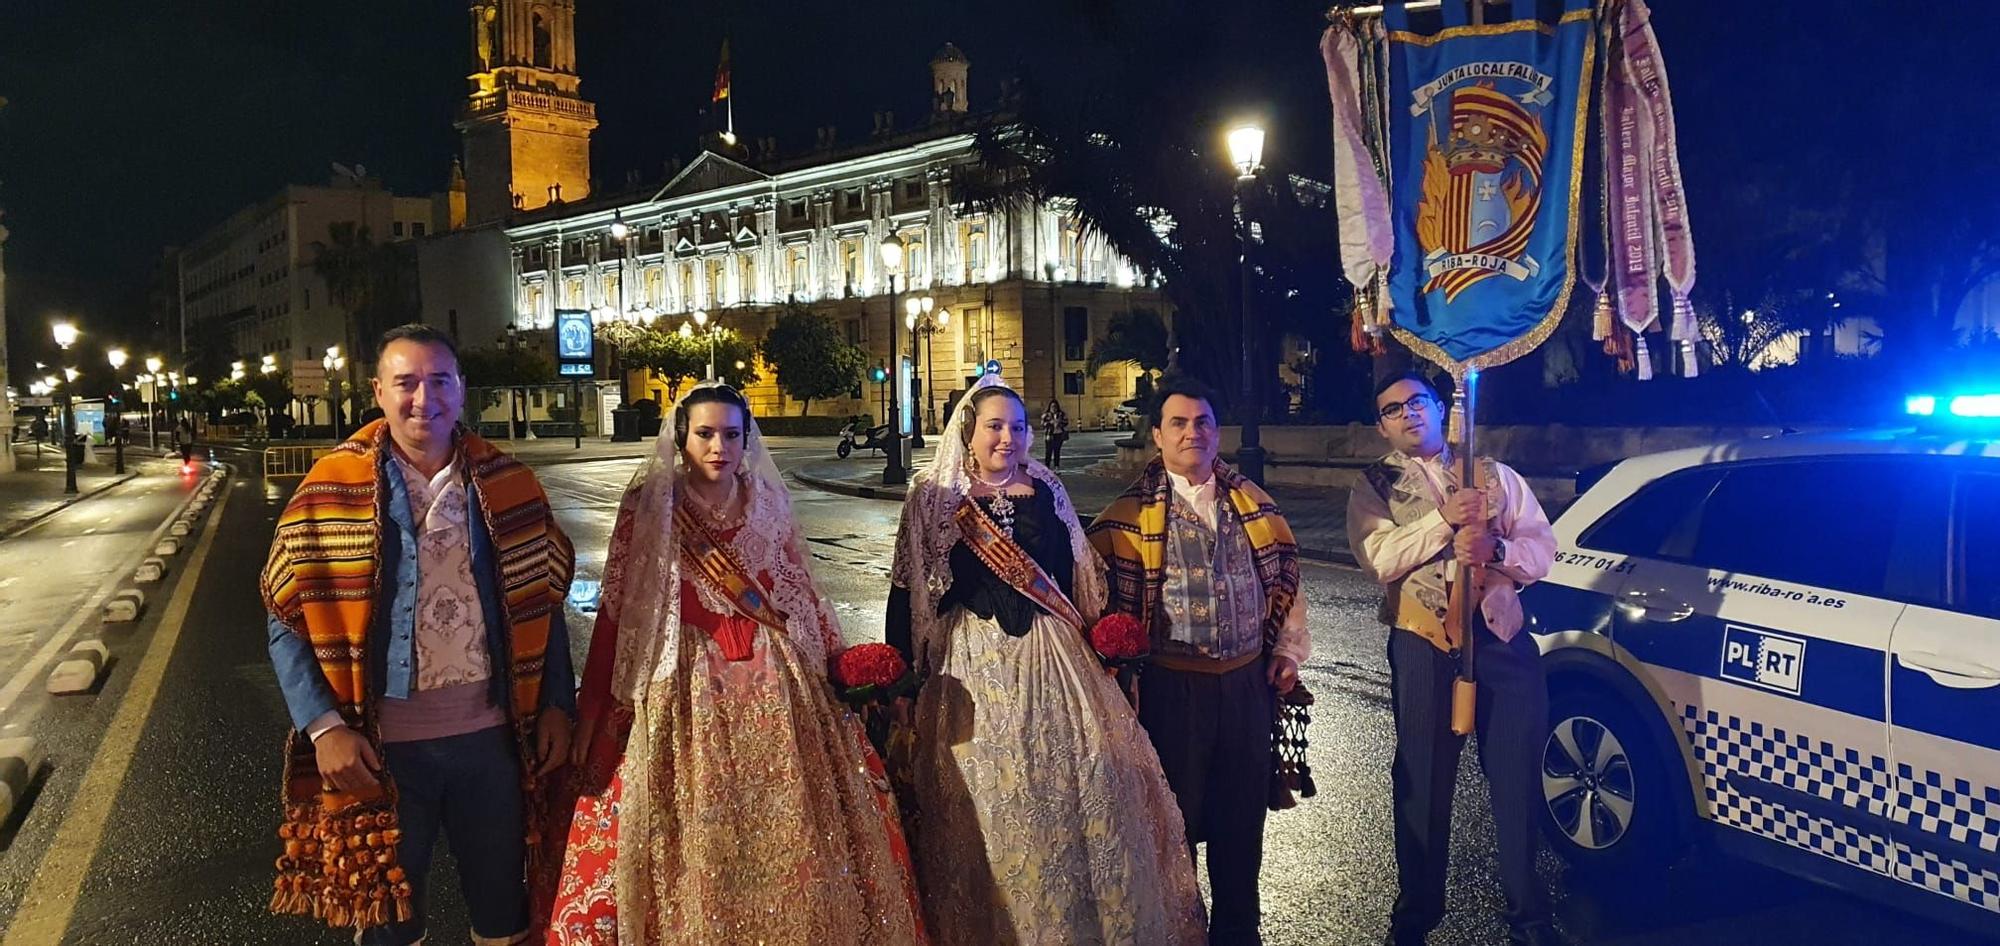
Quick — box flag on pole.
[712,40,731,103]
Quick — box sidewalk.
[792,445,1359,566]
[0,445,146,540]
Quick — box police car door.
[1884,465,2000,916]
[1609,456,1927,881]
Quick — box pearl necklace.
[688,480,745,530]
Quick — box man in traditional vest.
[263,324,576,946]
[1346,371,1561,946]
[1088,376,1310,946]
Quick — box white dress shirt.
[1345,450,1555,641]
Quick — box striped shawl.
[1086,457,1300,651]
[260,419,575,931]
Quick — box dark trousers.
[362,725,529,946]
[1140,658,1275,946]
[1386,624,1550,942]
[1043,434,1065,467]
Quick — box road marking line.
[0,482,232,946]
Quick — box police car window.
[1687,459,1928,599]
[1953,472,2000,620]
[1577,467,1724,558]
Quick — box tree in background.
[311,222,419,383]
[460,344,555,433]
[623,326,708,400]
[709,329,763,391]
[1085,308,1171,398]
[761,306,865,414]
[245,369,293,423]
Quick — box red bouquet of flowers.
[832,643,917,705]
[1089,612,1148,664]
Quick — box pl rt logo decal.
[1720,624,1806,696]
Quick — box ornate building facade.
[498,46,1170,427]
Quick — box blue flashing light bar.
[1951,394,2000,418]
[1905,393,2000,419]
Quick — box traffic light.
[167,389,180,401]
[869,365,888,383]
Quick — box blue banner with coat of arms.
[1381,0,1595,370]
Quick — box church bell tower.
[456,0,598,225]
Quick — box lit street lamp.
[323,347,347,439]
[52,320,79,495]
[145,356,164,449]
[1227,122,1267,485]
[107,347,128,474]
[905,295,947,439]
[692,310,716,381]
[878,235,909,485]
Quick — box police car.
[1519,399,2000,933]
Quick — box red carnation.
[835,643,909,691]
[1089,612,1148,662]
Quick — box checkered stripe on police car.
[1681,706,1892,816]
[1896,765,2000,859]
[1682,705,2000,914]
[1680,706,1897,875]
[1895,843,2000,913]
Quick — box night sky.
[1,1,1991,372]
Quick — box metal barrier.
[262,445,334,478]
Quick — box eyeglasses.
[1377,393,1439,421]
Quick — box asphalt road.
[0,441,1991,944]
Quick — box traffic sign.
[291,360,329,397]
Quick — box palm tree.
[312,223,418,386]
[1085,308,1171,387]
[312,222,378,394]
[957,71,1346,416]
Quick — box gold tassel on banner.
[1446,396,1465,447]
[1592,291,1614,343]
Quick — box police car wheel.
[1539,690,1680,868]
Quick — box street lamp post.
[693,310,715,380]
[107,347,127,474]
[879,235,908,485]
[145,356,163,449]
[1227,123,1267,486]
[905,295,947,439]
[324,348,347,440]
[52,321,79,495]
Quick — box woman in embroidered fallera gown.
[888,375,1206,946]
[538,384,925,946]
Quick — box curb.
[790,469,1358,567]
[0,471,141,543]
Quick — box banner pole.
[1447,367,1483,736]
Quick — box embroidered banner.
[1378,0,1597,372]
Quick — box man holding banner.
[1323,0,1693,941]
[1348,371,1558,946]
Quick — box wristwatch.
[1490,537,1508,565]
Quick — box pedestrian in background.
[1088,376,1310,946]
[1346,371,1562,946]
[262,323,576,946]
[1040,398,1069,467]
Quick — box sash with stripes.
[952,497,1085,633]
[674,503,790,635]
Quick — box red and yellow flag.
[712,39,731,103]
